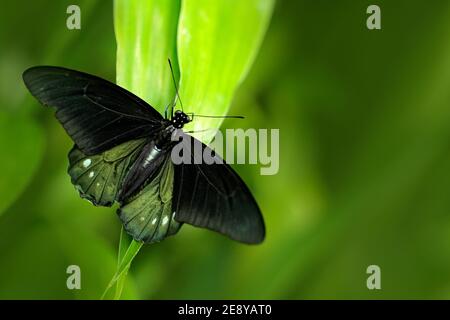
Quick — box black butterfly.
[22,66,265,244]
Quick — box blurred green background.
[1,0,450,299]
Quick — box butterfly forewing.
[22,66,164,155]
[173,135,265,244]
[68,139,147,206]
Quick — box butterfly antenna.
[187,113,245,120]
[168,58,184,112]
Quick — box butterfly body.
[118,110,191,201]
[23,66,265,244]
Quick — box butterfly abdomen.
[118,134,173,202]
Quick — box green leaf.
[0,112,44,216]
[111,0,274,299]
[114,0,181,111]
[177,0,275,142]
[114,227,131,299]
[101,237,143,299]
[112,0,183,299]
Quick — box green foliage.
[114,0,274,143]
[177,0,275,142]
[110,0,275,298]
[101,230,143,299]
[114,0,181,111]
[2,0,450,300]
[0,113,43,216]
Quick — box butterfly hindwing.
[118,151,182,243]
[68,139,147,206]
[22,66,164,155]
[172,135,265,244]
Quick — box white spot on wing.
[89,171,94,178]
[83,159,91,168]
[162,216,169,225]
[140,216,145,222]
[152,218,157,225]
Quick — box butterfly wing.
[68,139,147,206]
[172,135,265,244]
[117,150,182,243]
[22,66,164,155]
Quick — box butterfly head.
[171,110,191,129]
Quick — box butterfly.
[22,66,265,244]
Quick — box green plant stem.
[114,227,131,299]
[101,229,143,300]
